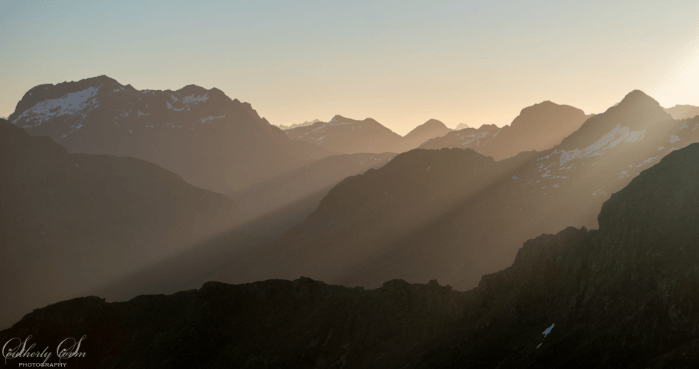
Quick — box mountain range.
[284,115,452,154]
[207,90,699,293]
[8,76,329,193]
[4,139,699,368]
[4,76,699,368]
[420,101,593,160]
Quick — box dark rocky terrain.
[4,141,699,368]
[9,76,329,193]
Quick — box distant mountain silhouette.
[421,101,591,160]
[285,116,452,154]
[401,119,453,151]
[455,122,470,130]
[9,76,329,193]
[278,119,323,130]
[420,123,500,152]
[665,104,699,120]
[0,119,245,327]
[210,90,699,293]
[285,115,405,154]
[6,141,699,368]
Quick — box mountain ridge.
[9,75,330,193]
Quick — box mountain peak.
[422,119,447,128]
[617,90,659,108]
[330,114,347,122]
[557,90,671,151]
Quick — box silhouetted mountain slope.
[401,119,452,150]
[285,115,404,154]
[665,104,699,120]
[213,91,699,292]
[9,76,329,193]
[420,101,590,160]
[212,148,539,288]
[5,142,699,368]
[231,152,396,221]
[0,119,245,327]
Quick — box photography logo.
[2,335,87,367]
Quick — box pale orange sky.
[1,1,698,135]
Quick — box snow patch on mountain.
[166,101,189,112]
[637,156,659,168]
[199,115,225,124]
[181,93,209,104]
[558,125,645,166]
[12,85,102,125]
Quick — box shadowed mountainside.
[231,152,397,220]
[208,91,698,292]
[0,119,245,327]
[5,141,699,368]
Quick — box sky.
[1,0,698,135]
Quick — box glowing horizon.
[1,0,698,135]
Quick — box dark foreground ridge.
[3,144,699,368]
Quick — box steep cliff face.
[4,144,699,367]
